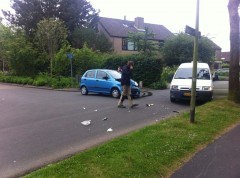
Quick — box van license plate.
[183,92,191,96]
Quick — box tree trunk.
[228,0,240,103]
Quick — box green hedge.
[103,54,163,86]
[0,73,78,89]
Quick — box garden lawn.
[24,98,240,178]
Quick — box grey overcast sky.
[1,0,230,51]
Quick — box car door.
[82,70,96,92]
[95,70,113,93]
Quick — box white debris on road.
[107,128,113,132]
[81,120,91,126]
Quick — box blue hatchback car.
[80,69,140,98]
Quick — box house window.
[122,38,137,51]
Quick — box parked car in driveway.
[80,69,140,98]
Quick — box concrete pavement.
[171,124,240,178]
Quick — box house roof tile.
[99,17,173,40]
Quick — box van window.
[174,68,210,80]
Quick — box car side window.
[85,71,95,78]
[96,71,108,79]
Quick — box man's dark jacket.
[121,65,132,86]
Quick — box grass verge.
[24,98,240,178]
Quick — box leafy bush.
[0,73,77,89]
[5,31,45,77]
[33,75,48,86]
[149,80,167,89]
[161,66,177,83]
[0,74,34,85]
[53,44,108,77]
[103,54,163,86]
[222,63,230,69]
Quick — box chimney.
[134,17,144,29]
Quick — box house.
[98,16,173,54]
[221,52,230,63]
[213,44,222,60]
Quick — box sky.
[0,0,230,52]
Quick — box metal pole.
[70,58,73,88]
[190,0,199,123]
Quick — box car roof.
[86,69,116,72]
[179,62,209,68]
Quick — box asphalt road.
[213,80,228,99]
[0,84,189,178]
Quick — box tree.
[161,33,215,66]
[70,27,112,52]
[5,30,40,76]
[95,32,113,53]
[0,22,11,72]
[35,18,68,76]
[71,27,97,49]
[228,0,240,103]
[128,27,159,55]
[58,0,99,33]
[2,0,99,38]
[3,0,44,38]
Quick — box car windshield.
[108,70,121,79]
[174,68,210,80]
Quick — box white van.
[170,62,213,102]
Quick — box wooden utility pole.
[190,0,200,123]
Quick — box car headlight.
[202,86,212,91]
[171,85,178,90]
[135,82,138,87]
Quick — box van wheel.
[81,86,88,95]
[111,88,120,98]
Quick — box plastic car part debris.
[107,128,113,132]
[102,117,108,121]
[146,104,154,107]
[173,110,180,113]
[81,120,91,126]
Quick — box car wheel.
[81,86,88,95]
[111,88,120,98]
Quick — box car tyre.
[111,88,120,98]
[81,86,88,95]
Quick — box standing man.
[118,61,138,108]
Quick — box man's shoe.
[118,105,126,108]
[130,104,139,108]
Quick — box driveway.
[0,84,189,178]
[213,80,228,99]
